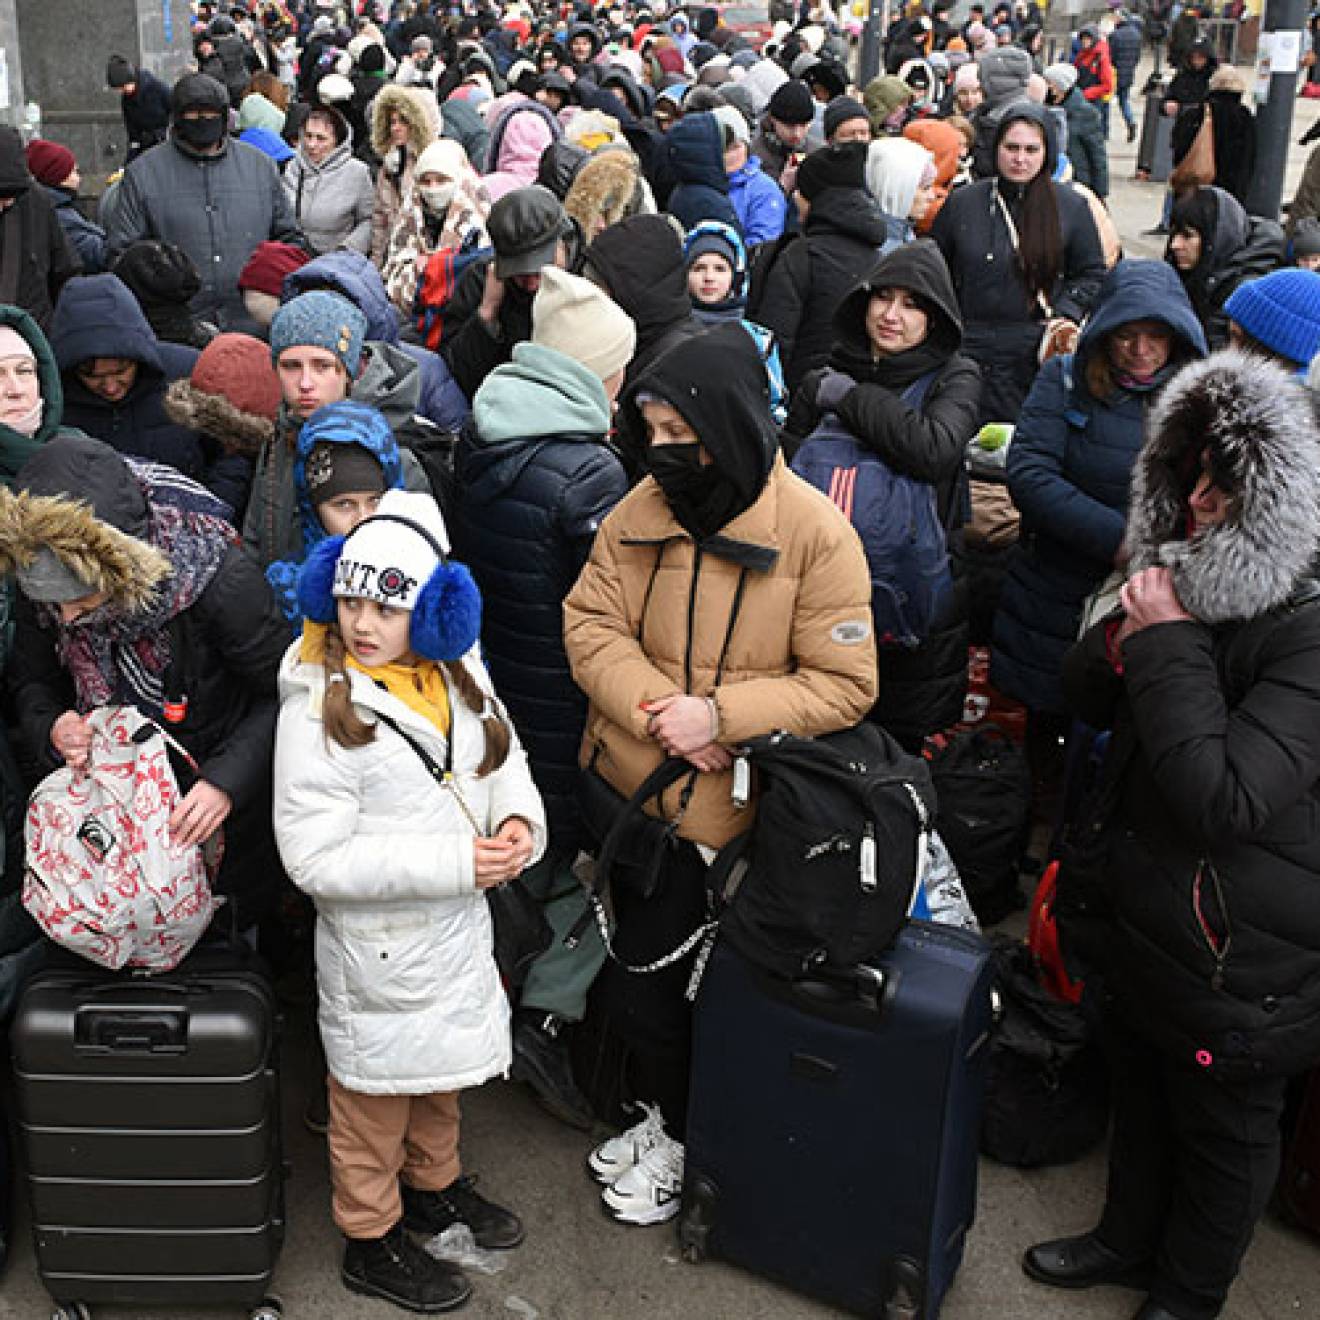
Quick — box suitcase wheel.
[250,1298,284,1320]
[51,1306,91,1320]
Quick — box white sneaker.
[601,1132,685,1226]
[587,1103,666,1186]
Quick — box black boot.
[1022,1232,1153,1291]
[511,1009,595,1131]
[342,1222,471,1313]
[401,1174,525,1250]
[1132,1302,1193,1320]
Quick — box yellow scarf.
[301,621,451,737]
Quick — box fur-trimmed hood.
[369,84,441,161]
[164,376,275,455]
[1125,349,1320,624]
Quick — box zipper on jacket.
[1192,860,1233,991]
[683,545,703,694]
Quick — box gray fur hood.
[1125,349,1320,624]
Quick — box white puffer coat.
[273,641,547,1095]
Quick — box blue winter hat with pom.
[296,489,482,662]
[1224,268,1320,370]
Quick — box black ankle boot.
[401,1174,525,1250]
[511,1009,595,1131]
[342,1222,472,1313]
[1022,1232,1153,1291]
[1132,1301,1193,1320]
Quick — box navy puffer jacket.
[991,260,1207,713]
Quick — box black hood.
[0,127,32,196]
[806,186,894,247]
[619,321,778,519]
[584,215,692,341]
[992,99,1058,179]
[833,239,965,360]
[17,432,149,539]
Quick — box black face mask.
[646,442,746,542]
[175,113,226,150]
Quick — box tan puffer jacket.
[564,455,878,848]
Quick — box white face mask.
[418,181,457,213]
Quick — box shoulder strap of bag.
[372,707,483,836]
[993,183,1053,320]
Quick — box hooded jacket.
[41,184,108,275]
[1063,350,1320,1080]
[273,639,547,1094]
[728,153,788,247]
[5,435,288,927]
[756,185,892,391]
[664,112,741,235]
[564,323,877,849]
[789,240,982,742]
[1169,187,1285,350]
[1058,85,1108,198]
[48,274,247,513]
[283,133,375,256]
[931,102,1106,425]
[456,343,627,851]
[992,259,1207,713]
[118,69,173,161]
[584,215,703,396]
[482,98,563,202]
[368,85,442,264]
[105,134,302,333]
[0,305,67,486]
[240,344,434,569]
[281,250,470,433]
[0,131,82,332]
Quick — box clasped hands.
[641,693,730,773]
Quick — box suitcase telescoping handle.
[75,1007,188,1053]
[792,961,889,1013]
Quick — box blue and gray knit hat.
[269,290,367,376]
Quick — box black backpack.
[980,938,1109,1167]
[923,724,1031,926]
[744,232,806,324]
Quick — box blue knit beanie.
[269,290,367,376]
[1224,269,1320,369]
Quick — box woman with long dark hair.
[931,102,1105,426]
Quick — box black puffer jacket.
[455,342,627,850]
[1063,351,1320,1080]
[756,186,891,393]
[931,104,1105,425]
[6,436,288,925]
[786,240,981,745]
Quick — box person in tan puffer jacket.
[562,322,876,1224]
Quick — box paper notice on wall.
[1255,31,1275,103]
[0,51,9,112]
[1273,29,1303,73]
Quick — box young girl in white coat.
[273,489,547,1314]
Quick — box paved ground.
[4,51,1320,1320]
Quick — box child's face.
[337,597,413,667]
[318,490,383,537]
[688,253,734,305]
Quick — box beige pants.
[327,1075,462,1238]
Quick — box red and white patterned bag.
[23,706,221,971]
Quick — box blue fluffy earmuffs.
[296,523,483,663]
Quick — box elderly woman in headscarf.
[381,138,491,315]
[0,307,68,487]
[0,432,289,931]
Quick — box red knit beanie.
[190,333,283,421]
[238,241,311,298]
[25,139,76,188]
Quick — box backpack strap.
[899,367,943,411]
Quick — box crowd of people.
[1,1,1320,1317]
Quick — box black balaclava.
[621,322,778,543]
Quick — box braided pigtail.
[443,658,510,777]
[321,621,377,750]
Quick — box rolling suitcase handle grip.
[792,962,890,1013]
[75,1007,188,1053]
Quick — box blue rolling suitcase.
[679,922,994,1319]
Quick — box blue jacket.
[456,343,627,850]
[48,273,250,514]
[1108,17,1143,87]
[42,185,107,274]
[728,155,787,246]
[664,113,741,235]
[991,260,1207,712]
[282,249,470,433]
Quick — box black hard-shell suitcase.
[679,922,994,1319]
[11,947,285,1318]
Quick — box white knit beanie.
[532,267,637,381]
[332,489,452,612]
